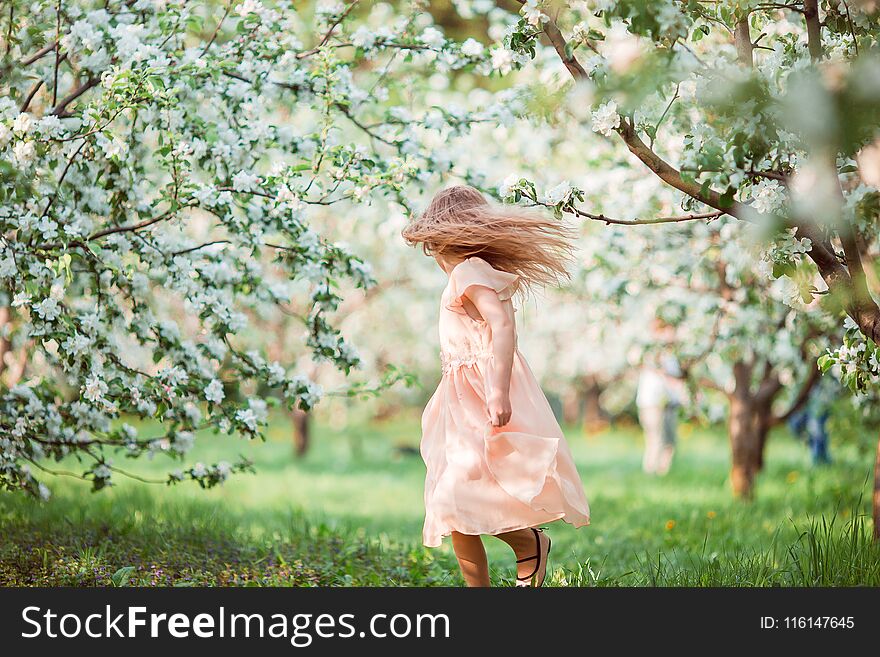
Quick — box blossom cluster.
[0,0,493,497]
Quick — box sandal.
[515,528,551,588]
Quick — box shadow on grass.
[0,487,454,587]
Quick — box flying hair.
[401,185,575,292]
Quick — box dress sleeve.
[446,257,520,315]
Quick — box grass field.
[1,415,878,587]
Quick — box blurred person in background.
[788,376,838,466]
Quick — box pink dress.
[420,256,591,548]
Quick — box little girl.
[402,185,590,587]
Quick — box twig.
[296,0,359,59]
[87,208,180,241]
[568,206,724,226]
[52,0,61,107]
[20,79,44,112]
[50,76,99,116]
[107,464,167,485]
[200,1,232,57]
[20,41,57,66]
[650,83,680,149]
[5,5,13,56]
[842,0,859,56]
[25,458,89,481]
[172,239,232,256]
[41,138,88,218]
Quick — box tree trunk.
[561,388,581,426]
[727,361,776,498]
[734,18,753,66]
[803,0,823,60]
[292,408,310,458]
[581,375,606,434]
[754,399,774,471]
[728,393,765,498]
[874,432,880,541]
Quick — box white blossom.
[32,297,61,321]
[461,38,484,57]
[591,101,621,137]
[521,0,548,27]
[12,112,33,134]
[420,27,445,50]
[82,374,108,403]
[541,180,573,206]
[12,141,37,167]
[232,170,260,192]
[204,379,225,404]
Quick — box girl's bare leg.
[495,528,548,581]
[451,531,490,587]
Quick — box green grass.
[1,415,878,586]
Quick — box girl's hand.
[487,391,512,427]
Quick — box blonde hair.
[401,185,575,291]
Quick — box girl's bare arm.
[466,286,515,427]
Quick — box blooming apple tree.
[0,0,498,497]
[493,0,879,389]
[469,1,878,498]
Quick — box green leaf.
[719,189,735,208]
[110,566,136,587]
[772,261,795,279]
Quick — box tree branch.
[535,7,880,343]
[617,119,737,214]
[772,364,821,426]
[19,79,44,112]
[50,77,99,116]
[734,18,753,66]
[200,1,233,57]
[541,6,589,78]
[20,41,57,66]
[87,209,179,241]
[296,0,360,59]
[803,0,823,60]
[567,205,723,226]
[51,0,61,106]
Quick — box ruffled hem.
[423,513,590,549]
[422,427,591,549]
